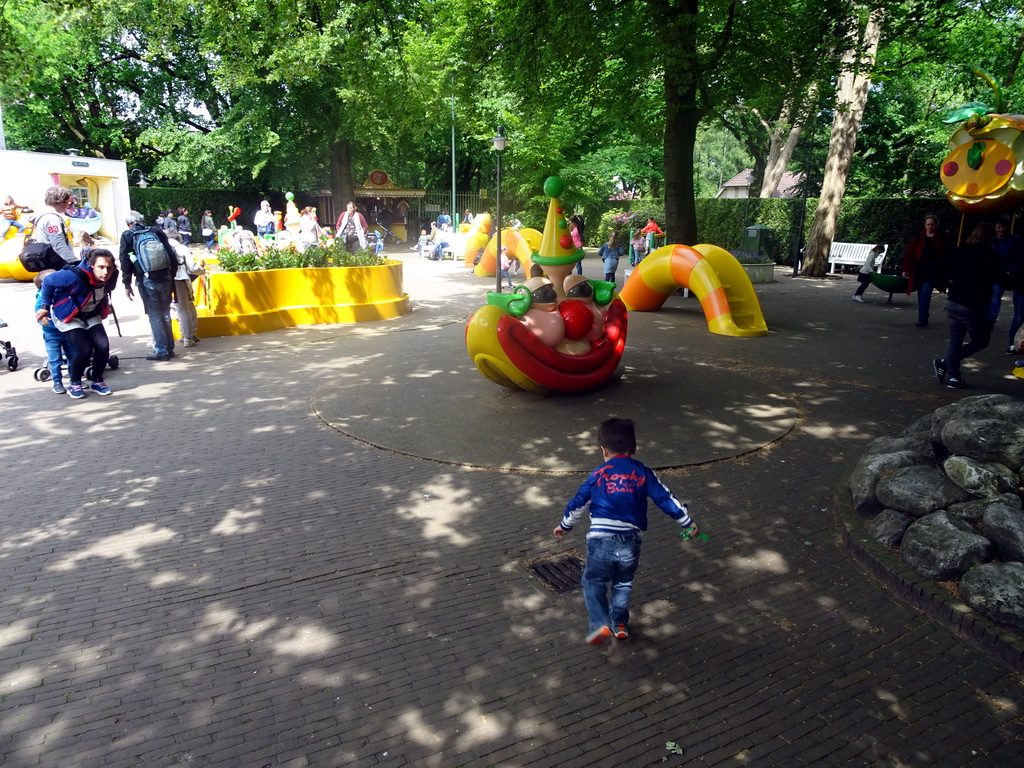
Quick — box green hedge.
[599,196,954,269]
[131,188,962,270]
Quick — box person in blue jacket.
[35,249,119,400]
[553,418,699,645]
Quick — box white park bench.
[441,232,469,261]
[828,242,888,274]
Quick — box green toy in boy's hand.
[680,529,709,542]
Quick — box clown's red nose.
[559,299,594,340]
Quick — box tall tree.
[803,7,883,276]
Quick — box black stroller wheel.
[84,365,93,380]
[7,356,18,372]
[34,368,44,381]
[40,369,51,381]
[108,355,119,370]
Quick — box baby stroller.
[367,231,385,256]
[0,318,17,371]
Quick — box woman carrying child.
[35,249,119,400]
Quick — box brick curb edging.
[833,469,1024,670]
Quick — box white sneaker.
[852,295,864,303]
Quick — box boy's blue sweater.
[35,289,64,340]
[560,455,692,536]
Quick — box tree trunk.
[660,1,702,245]
[801,9,883,277]
[761,84,817,199]
[329,139,355,217]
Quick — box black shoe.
[146,353,170,361]
[932,358,946,385]
[947,375,965,389]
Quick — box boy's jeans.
[43,333,72,383]
[583,532,642,632]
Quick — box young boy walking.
[553,418,698,645]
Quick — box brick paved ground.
[0,252,1022,767]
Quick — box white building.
[0,149,132,242]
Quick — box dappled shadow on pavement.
[0,262,1022,767]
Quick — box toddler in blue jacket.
[554,418,698,645]
[33,269,74,394]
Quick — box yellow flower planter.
[189,261,410,337]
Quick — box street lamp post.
[491,126,507,293]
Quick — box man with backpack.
[118,211,180,361]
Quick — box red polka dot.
[556,206,563,214]
[559,234,573,249]
[995,159,1013,176]
[943,162,959,177]
[966,182,980,196]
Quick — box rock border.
[836,446,1024,670]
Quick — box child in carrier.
[33,269,74,394]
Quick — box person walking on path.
[903,213,950,327]
[990,218,1024,351]
[553,418,698,646]
[118,211,179,362]
[852,244,885,302]
[932,222,1004,389]
[598,231,626,284]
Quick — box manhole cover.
[527,554,583,593]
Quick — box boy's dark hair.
[599,418,636,455]
[88,248,115,265]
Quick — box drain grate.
[527,554,583,593]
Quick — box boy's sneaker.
[852,295,864,303]
[51,381,66,395]
[90,381,112,396]
[932,358,946,385]
[947,376,965,389]
[585,626,612,646]
[614,624,629,639]
[67,383,86,399]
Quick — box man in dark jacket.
[118,211,180,361]
[933,222,1003,389]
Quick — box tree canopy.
[1,0,1022,240]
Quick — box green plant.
[216,242,386,272]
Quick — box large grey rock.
[901,413,933,438]
[993,400,1024,422]
[940,418,1024,470]
[866,434,935,464]
[869,509,912,547]
[875,465,973,517]
[930,398,1010,450]
[848,451,920,514]
[949,495,1022,524]
[960,562,1024,630]
[942,455,1019,498]
[901,511,994,580]
[982,504,1024,563]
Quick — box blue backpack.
[132,229,170,273]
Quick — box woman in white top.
[31,186,76,266]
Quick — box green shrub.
[216,242,386,272]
